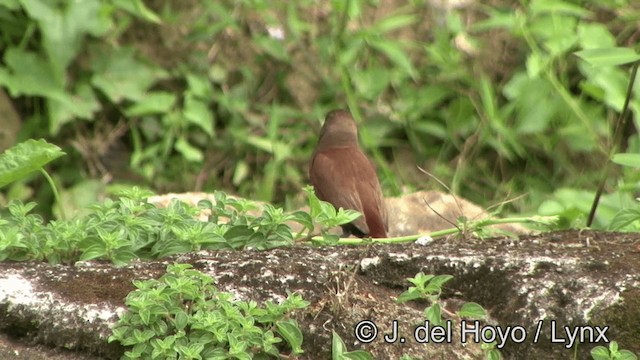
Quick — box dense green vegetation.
[109,264,308,359]
[0,0,638,229]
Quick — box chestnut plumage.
[309,109,388,238]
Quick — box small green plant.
[591,341,638,360]
[331,330,373,360]
[397,272,486,325]
[0,184,373,265]
[397,272,499,359]
[109,263,309,359]
[304,185,363,243]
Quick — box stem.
[40,168,66,220]
[586,60,640,227]
[310,216,558,245]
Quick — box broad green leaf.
[0,48,64,97]
[0,48,97,134]
[577,23,616,49]
[425,275,453,290]
[331,331,347,357]
[305,185,322,218]
[243,135,291,160]
[232,161,249,186]
[184,95,214,136]
[174,137,203,163]
[425,303,442,326]
[91,47,167,103]
[186,73,213,99]
[504,75,558,134]
[612,153,640,168]
[0,139,65,188]
[224,225,255,249]
[618,350,638,360]
[575,47,640,67]
[457,302,487,319]
[526,52,546,78]
[607,208,640,231]
[276,319,303,354]
[396,289,423,303]
[368,39,416,78]
[126,92,176,117]
[530,16,578,57]
[352,67,390,100]
[486,349,502,360]
[79,244,107,261]
[21,0,111,80]
[589,346,609,360]
[48,83,100,134]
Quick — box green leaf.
[112,250,138,266]
[186,73,213,99]
[368,39,416,79]
[48,83,100,134]
[589,346,610,360]
[276,319,303,354]
[224,225,255,249]
[424,275,453,293]
[577,23,616,49]
[290,211,313,232]
[373,14,416,33]
[184,95,214,136]
[396,289,423,303]
[305,186,322,217]
[332,330,347,358]
[79,244,107,261]
[21,0,111,80]
[608,208,640,231]
[111,0,161,23]
[242,135,291,160]
[174,137,203,163]
[457,302,487,319]
[618,350,638,360]
[0,139,65,188]
[91,47,167,103]
[0,48,64,98]
[126,92,176,117]
[425,304,442,326]
[575,47,640,67]
[612,153,640,168]
[486,349,503,360]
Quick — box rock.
[0,230,639,359]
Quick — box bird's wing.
[351,157,388,236]
[309,148,369,234]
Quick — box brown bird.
[309,109,388,238]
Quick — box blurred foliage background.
[0,0,639,228]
